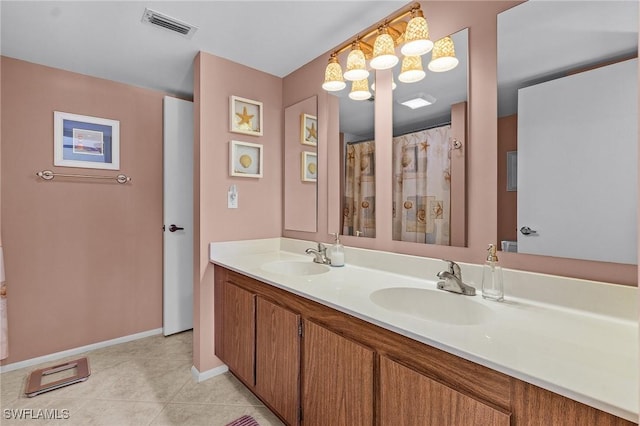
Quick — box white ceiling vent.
[141,8,198,39]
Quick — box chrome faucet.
[436,260,476,296]
[305,243,331,265]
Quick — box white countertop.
[209,238,638,423]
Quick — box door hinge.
[299,406,303,422]
[298,321,303,337]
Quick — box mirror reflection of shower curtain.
[343,140,376,238]
[392,126,451,244]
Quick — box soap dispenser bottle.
[329,232,345,267]
[481,244,504,301]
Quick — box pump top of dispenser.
[332,232,341,244]
[486,244,499,262]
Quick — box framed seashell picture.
[301,151,317,182]
[230,96,263,136]
[230,140,263,178]
[300,113,317,146]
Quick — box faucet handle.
[442,260,462,279]
[317,242,327,253]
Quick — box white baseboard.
[191,364,228,382]
[0,328,163,373]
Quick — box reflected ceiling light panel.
[371,76,396,91]
[401,8,433,56]
[398,55,426,83]
[322,53,346,91]
[369,27,399,70]
[399,94,436,109]
[428,36,459,72]
[349,79,372,101]
[344,41,369,81]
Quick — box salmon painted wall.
[283,0,637,286]
[194,52,283,372]
[1,57,164,364]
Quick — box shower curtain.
[1,243,7,360]
[343,140,376,238]
[392,125,451,245]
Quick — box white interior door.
[517,59,637,264]
[163,96,194,335]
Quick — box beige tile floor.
[0,331,284,426]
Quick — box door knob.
[169,224,184,232]
[519,226,537,236]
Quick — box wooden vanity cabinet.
[380,355,510,426]
[213,266,636,426]
[302,320,375,426]
[214,279,255,386]
[255,297,301,425]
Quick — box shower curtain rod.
[393,121,452,137]
[346,121,453,145]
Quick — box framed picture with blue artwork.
[54,111,120,170]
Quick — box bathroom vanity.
[210,238,638,425]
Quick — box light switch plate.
[228,186,238,209]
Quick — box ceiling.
[1,1,408,99]
[1,1,637,133]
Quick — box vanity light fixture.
[344,40,369,81]
[428,36,459,72]
[349,79,372,101]
[370,26,399,70]
[322,53,347,91]
[398,55,426,83]
[401,7,432,56]
[321,2,456,99]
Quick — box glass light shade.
[349,79,371,101]
[322,57,346,91]
[401,14,433,56]
[398,55,425,83]
[369,32,398,70]
[428,36,459,72]
[344,46,369,81]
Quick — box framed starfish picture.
[230,96,263,136]
[300,113,317,146]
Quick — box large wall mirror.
[284,95,318,232]
[391,28,468,247]
[337,74,376,238]
[497,2,638,264]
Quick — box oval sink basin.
[261,260,330,276]
[369,287,492,326]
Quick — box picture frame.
[301,151,317,182]
[230,95,263,136]
[54,111,120,170]
[230,140,263,178]
[300,113,318,146]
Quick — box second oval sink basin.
[370,287,492,326]
[261,260,330,276]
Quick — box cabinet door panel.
[302,320,374,426]
[222,282,255,386]
[380,356,510,426]
[512,381,635,426]
[256,297,300,426]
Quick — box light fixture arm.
[327,2,420,58]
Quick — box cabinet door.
[221,281,255,386]
[302,320,374,426]
[256,297,301,426]
[380,356,510,426]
